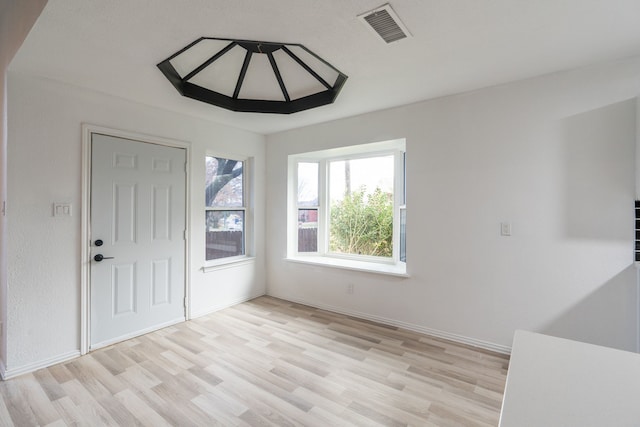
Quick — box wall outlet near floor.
[347,283,354,295]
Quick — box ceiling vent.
[358,4,411,44]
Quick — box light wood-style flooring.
[0,296,509,426]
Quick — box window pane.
[205,210,245,260]
[298,209,318,252]
[205,157,243,207]
[297,162,318,207]
[329,156,394,257]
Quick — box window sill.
[202,256,256,273]
[285,256,408,277]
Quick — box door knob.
[94,254,114,262]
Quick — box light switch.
[53,202,72,217]
[501,222,512,236]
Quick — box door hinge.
[183,230,187,240]
[183,297,187,309]
[1,201,5,216]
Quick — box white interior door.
[90,133,186,348]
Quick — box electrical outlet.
[347,283,354,295]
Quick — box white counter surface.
[499,330,640,427]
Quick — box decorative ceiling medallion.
[157,37,348,114]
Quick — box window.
[205,156,246,261]
[289,139,406,275]
[297,162,319,252]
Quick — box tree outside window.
[205,157,245,260]
[329,156,394,258]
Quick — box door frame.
[80,124,191,355]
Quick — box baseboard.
[268,292,511,355]
[0,292,507,380]
[90,317,186,351]
[1,350,81,380]
[190,292,266,319]
[0,294,265,380]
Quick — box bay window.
[288,139,407,275]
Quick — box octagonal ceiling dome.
[157,37,348,114]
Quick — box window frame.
[288,139,407,276]
[204,153,253,268]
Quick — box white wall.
[0,0,48,375]
[266,56,640,353]
[4,74,266,377]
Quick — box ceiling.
[10,0,640,135]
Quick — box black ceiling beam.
[157,60,185,94]
[233,50,252,99]
[160,37,206,62]
[181,80,343,114]
[183,41,236,82]
[281,46,332,90]
[268,52,290,102]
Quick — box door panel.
[152,185,171,240]
[113,263,136,316]
[151,259,170,306]
[90,133,186,348]
[114,182,137,243]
